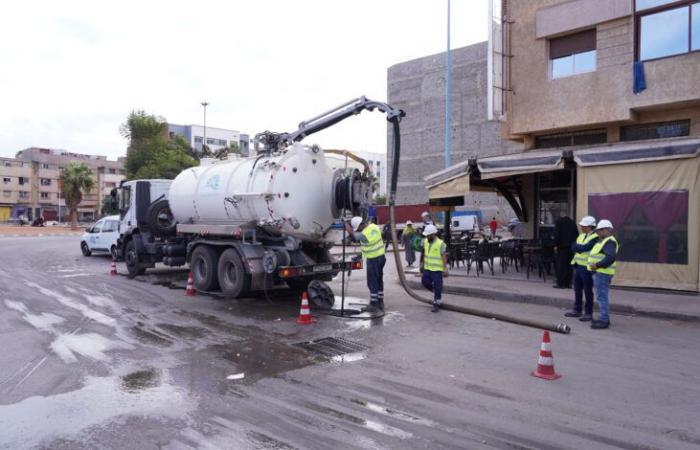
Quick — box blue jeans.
[366,255,386,305]
[573,265,594,315]
[593,272,612,322]
[421,270,443,305]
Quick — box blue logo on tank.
[205,174,220,191]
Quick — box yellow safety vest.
[360,223,385,259]
[588,236,619,276]
[423,238,445,272]
[571,232,598,266]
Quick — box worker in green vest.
[587,219,619,329]
[565,216,599,321]
[346,216,386,312]
[420,224,449,313]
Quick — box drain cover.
[294,337,368,357]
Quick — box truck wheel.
[81,241,92,257]
[190,245,220,292]
[125,240,146,277]
[146,199,176,237]
[217,248,250,298]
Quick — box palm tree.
[60,163,94,229]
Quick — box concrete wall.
[507,0,700,139]
[387,42,520,206]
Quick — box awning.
[574,139,700,167]
[424,160,471,200]
[477,149,564,179]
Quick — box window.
[194,136,203,143]
[3,190,10,197]
[18,177,27,185]
[40,192,50,199]
[19,191,29,199]
[108,168,116,174]
[102,220,118,232]
[3,161,11,167]
[40,178,51,186]
[549,29,597,79]
[3,177,10,184]
[621,120,690,141]
[535,129,607,149]
[637,1,700,61]
[105,182,116,188]
[41,163,50,169]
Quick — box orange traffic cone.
[296,292,315,325]
[531,331,561,380]
[110,258,118,276]
[184,272,197,297]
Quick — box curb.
[0,233,80,238]
[406,280,700,323]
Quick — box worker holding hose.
[346,216,386,312]
[420,224,449,312]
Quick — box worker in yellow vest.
[587,219,619,329]
[565,216,599,321]
[420,224,449,312]
[347,216,386,312]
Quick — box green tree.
[101,195,117,216]
[215,141,242,159]
[374,195,387,205]
[60,163,95,229]
[121,110,197,180]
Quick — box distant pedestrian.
[346,216,386,312]
[587,219,619,329]
[552,212,578,289]
[420,224,449,312]
[421,211,434,227]
[565,216,598,322]
[489,217,498,238]
[402,221,416,267]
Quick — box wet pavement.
[1,236,700,449]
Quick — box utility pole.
[201,101,209,154]
[445,0,452,169]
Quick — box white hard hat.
[596,219,613,230]
[350,216,363,231]
[423,224,438,236]
[579,216,596,227]
[406,220,413,225]
[421,211,430,217]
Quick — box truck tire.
[125,239,146,277]
[217,248,250,298]
[146,199,176,237]
[190,245,220,292]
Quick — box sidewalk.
[0,225,82,237]
[405,265,700,322]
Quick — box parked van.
[80,215,121,259]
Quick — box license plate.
[312,264,332,273]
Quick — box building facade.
[168,123,242,154]
[387,42,521,219]
[0,148,125,222]
[426,0,700,291]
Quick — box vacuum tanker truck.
[114,96,404,300]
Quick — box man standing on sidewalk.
[420,224,449,312]
[552,212,579,289]
[588,219,619,329]
[346,216,386,312]
[565,216,598,321]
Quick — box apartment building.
[0,148,125,222]
[425,0,700,291]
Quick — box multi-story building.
[0,148,125,222]
[168,123,241,154]
[425,0,700,291]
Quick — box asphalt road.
[1,236,699,449]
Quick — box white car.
[81,215,121,259]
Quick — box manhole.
[294,337,368,357]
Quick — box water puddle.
[331,352,367,363]
[121,368,162,392]
[303,402,412,439]
[157,323,209,340]
[350,398,437,427]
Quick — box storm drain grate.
[294,337,368,357]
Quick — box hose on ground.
[385,116,571,335]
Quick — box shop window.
[537,170,574,242]
[549,29,596,79]
[588,190,688,264]
[637,1,700,61]
[535,129,607,149]
[620,120,690,141]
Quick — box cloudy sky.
[0,1,488,160]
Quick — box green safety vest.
[571,232,598,266]
[360,223,385,259]
[423,238,445,272]
[588,236,619,276]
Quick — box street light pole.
[201,101,209,154]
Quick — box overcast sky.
[0,1,488,160]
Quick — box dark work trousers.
[555,247,574,287]
[421,270,443,305]
[573,265,594,315]
[366,255,386,306]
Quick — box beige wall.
[506,0,700,139]
[0,159,33,205]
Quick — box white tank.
[169,143,349,240]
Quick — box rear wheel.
[125,239,146,277]
[217,248,251,298]
[190,245,220,292]
[81,241,91,257]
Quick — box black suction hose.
[386,117,570,334]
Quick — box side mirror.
[85,227,92,233]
